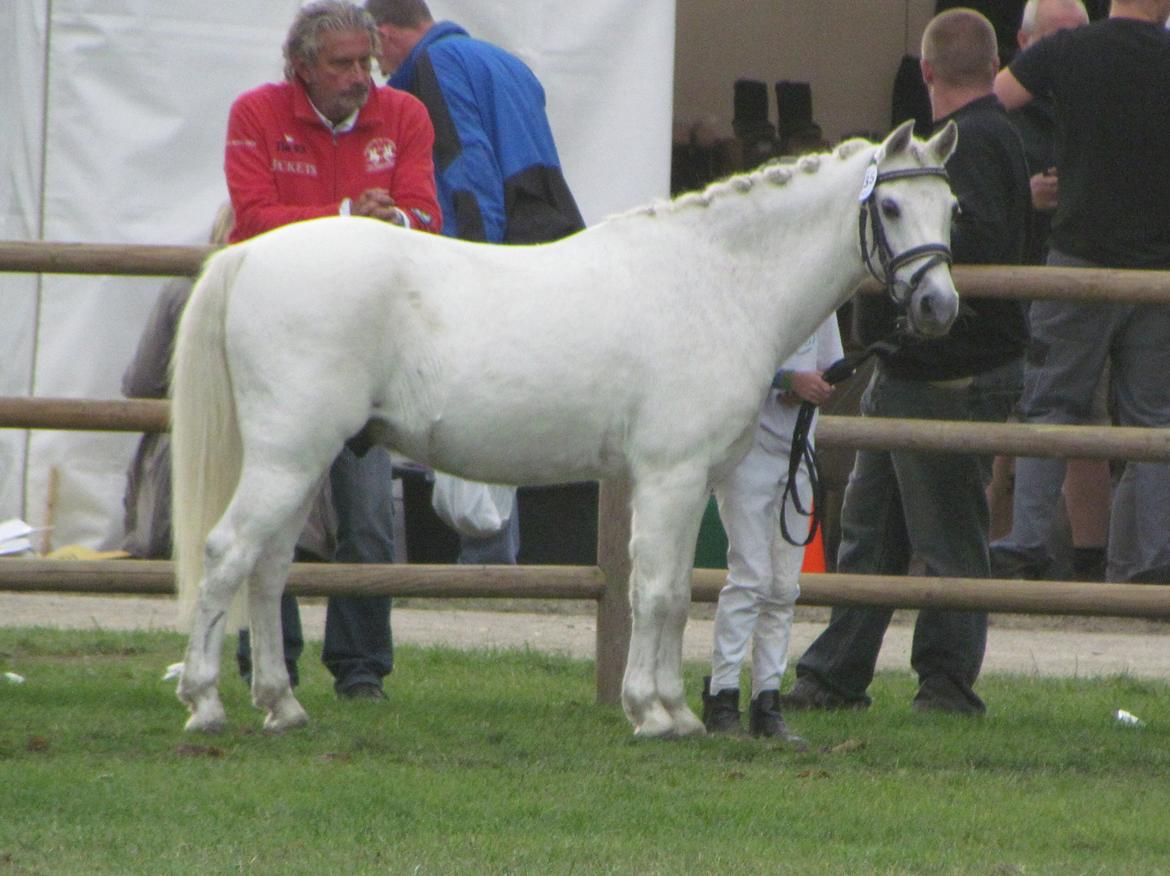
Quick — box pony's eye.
[880,198,900,219]
[951,201,962,221]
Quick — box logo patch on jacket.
[365,138,397,173]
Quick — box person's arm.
[385,94,443,234]
[995,27,1062,113]
[814,314,844,372]
[122,279,192,399]
[993,67,1034,110]
[224,93,342,242]
[948,121,1024,265]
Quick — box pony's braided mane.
[612,136,875,222]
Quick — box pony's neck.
[679,144,871,275]
[697,146,873,363]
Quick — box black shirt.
[1010,17,1170,267]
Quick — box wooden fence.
[4,241,1170,703]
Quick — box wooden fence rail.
[5,240,1170,304]
[2,560,1167,621]
[3,396,1170,462]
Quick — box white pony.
[172,119,960,737]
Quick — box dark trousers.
[793,361,1020,712]
[237,591,304,686]
[238,445,395,693]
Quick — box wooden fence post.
[595,478,632,704]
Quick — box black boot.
[701,676,742,734]
[750,690,805,746]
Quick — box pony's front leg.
[654,575,706,738]
[623,468,709,739]
[248,518,310,734]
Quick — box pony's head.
[862,119,961,339]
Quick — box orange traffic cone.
[800,515,827,573]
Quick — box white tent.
[1,0,676,551]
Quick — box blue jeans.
[993,248,1170,581]
[793,359,1020,712]
[321,445,395,692]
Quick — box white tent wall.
[3,1,676,551]
[1,2,48,528]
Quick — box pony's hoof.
[671,709,706,737]
[633,710,679,740]
[184,710,227,735]
[263,702,309,735]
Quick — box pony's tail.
[170,246,246,629]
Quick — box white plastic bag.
[430,473,516,538]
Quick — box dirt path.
[4,592,1170,680]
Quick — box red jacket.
[225,78,442,243]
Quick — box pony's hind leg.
[178,522,264,733]
[623,466,709,738]
[247,490,317,734]
[178,465,321,733]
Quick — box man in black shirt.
[992,0,1109,585]
[993,0,1170,584]
[781,8,1030,716]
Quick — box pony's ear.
[926,120,958,165]
[876,119,916,162]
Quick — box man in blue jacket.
[365,0,585,563]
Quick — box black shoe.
[912,675,985,716]
[338,682,385,701]
[778,678,870,712]
[748,690,806,748]
[1071,547,1106,582]
[701,676,742,734]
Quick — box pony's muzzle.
[909,273,960,338]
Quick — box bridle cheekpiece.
[858,158,953,309]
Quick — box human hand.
[352,188,407,224]
[782,370,833,406]
[1030,169,1059,212]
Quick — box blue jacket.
[389,21,584,244]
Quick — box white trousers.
[709,429,810,698]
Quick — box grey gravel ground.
[3,592,1170,680]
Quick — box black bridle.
[857,162,954,311]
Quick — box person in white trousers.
[703,314,843,738]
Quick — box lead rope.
[777,335,900,548]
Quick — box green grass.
[2,627,1170,875]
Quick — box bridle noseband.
[858,161,953,309]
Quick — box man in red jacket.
[225,0,442,700]
[226,2,440,241]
